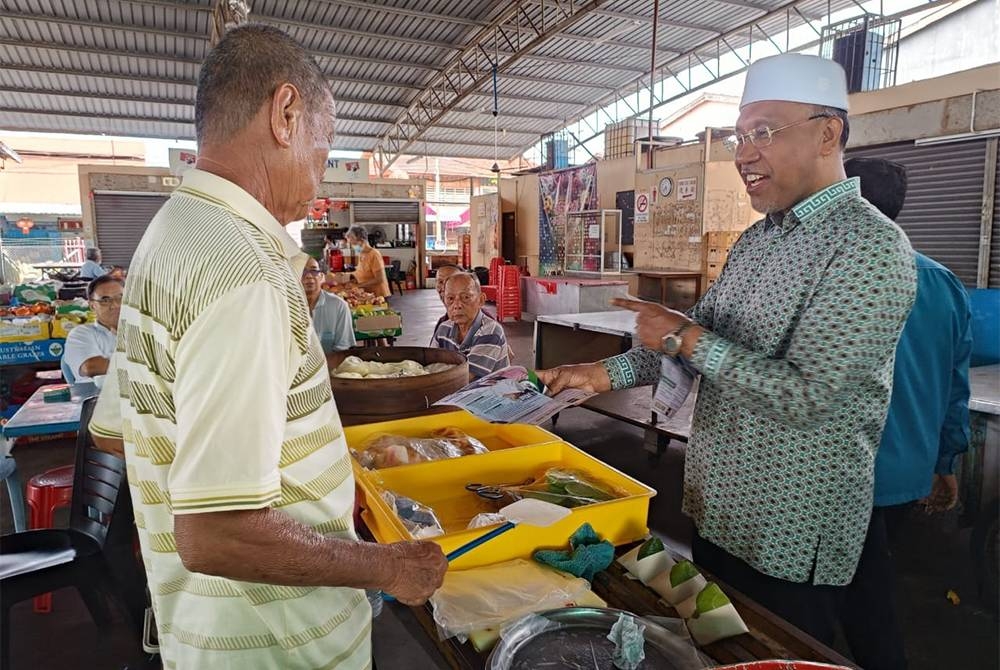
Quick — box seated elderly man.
[432,272,510,380]
[62,275,122,383]
[302,256,356,353]
[79,247,108,280]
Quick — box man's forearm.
[80,356,110,378]
[353,274,380,290]
[174,507,397,591]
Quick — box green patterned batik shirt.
[603,178,916,586]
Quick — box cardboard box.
[706,230,741,248]
[706,262,723,279]
[705,247,729,264]
[0,339,65,365]
[353,312,403,337]
[0,318,49,343]
[50,312,95,339]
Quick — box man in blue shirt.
[79,247,109,280]
[841,157,972,670]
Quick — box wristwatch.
[661,321,695,357]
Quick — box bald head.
[435,265,463,305]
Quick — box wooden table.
[401,544,857,669]
[632,270,703,307]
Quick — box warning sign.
[677,177,698,202]
[635,191,650,224]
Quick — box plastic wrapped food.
[500,468,623,509]
[332,356,453,379]
[648,560,707,607]
[353,428,488,469]
[617,536,677,584]
[430,559,596,641]
[685,583,749,645]
[381,489,444,539]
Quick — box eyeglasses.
[302,269,324,278]
[92,296,123,306]
[723,113,834,153]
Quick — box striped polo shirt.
[91,169,370,669]
[432,311,510,379]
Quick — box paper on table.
[0,548,76,579]
[433,366,596,425]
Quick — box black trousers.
[693,509,908,670]
[839,506,909,670]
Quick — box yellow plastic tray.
[343,409,562,455]
[357,441,656,570]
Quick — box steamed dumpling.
[335,356,369,376]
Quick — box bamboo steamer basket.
[327,347,468,426]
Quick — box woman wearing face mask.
[344,224,391,299]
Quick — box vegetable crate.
[354,440,656,570]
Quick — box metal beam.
[372,0,611,174]
[591,8,719,34]
[547,0,949,160]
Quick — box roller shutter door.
[847,139,989,287]
[93,193,169,268]
[990,140,1000,288]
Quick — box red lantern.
[15,217,34,235]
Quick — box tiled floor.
[2,288,997,669]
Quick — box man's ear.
[269,82,305,148]
[818,117,844,156]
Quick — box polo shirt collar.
[176,169,303,262]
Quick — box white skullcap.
[740,53,849,111]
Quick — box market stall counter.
[343,409,855,669]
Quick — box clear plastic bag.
[352,428,488,469]
[380,489,444,539]
[430,559,595,642]
[499,468,624,509]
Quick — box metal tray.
[487,607,707,670]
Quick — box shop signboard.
[324,158,370,183]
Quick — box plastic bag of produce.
[353,428,488,469]
[380,489,444,539]
[501,468,624,508]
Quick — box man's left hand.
[610,297,691,351]
[922,474,959,513]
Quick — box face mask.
[352,245,363,254]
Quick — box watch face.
[658,177,673,197]
[661,334,681,355]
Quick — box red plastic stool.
[26,465,75,613]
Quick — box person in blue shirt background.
[301,256,356,353]
[79,247,109,280]
[840,156,972,670]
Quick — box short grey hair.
[85,248,100,262]
[346,225,368,243]
[195,24,333,144]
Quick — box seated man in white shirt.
[62,276,122,383]
[78,247,109,280]
[302,257,356,353]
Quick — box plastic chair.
[60,358,77,385]
[26,464,75,611]
[1,399,147,666]
[495,265,522,322]
[481,257,504,302]
[386,260,404,296]
[0,456,26,533]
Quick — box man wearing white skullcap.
[538,53,916,664]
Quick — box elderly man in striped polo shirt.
[90,24,446,669]
[432,272,511,380]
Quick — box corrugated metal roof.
[1,0,866,159]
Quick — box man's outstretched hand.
[536,363,612,395]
